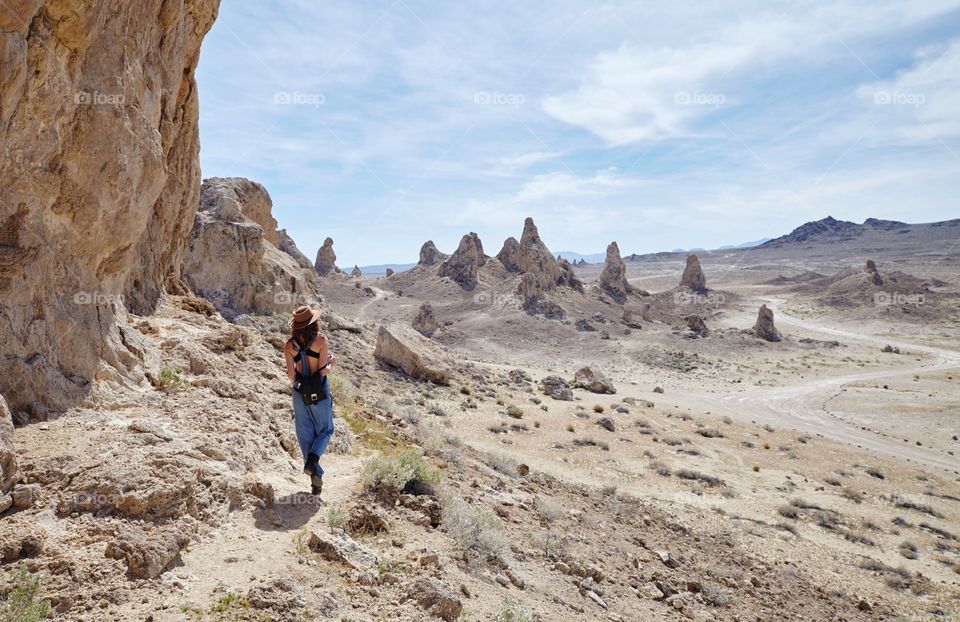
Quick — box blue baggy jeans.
[292,378,334,476]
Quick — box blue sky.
[196,0,960,267]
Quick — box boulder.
[541,376,573,401]
[308,528,378,570]
[374,326,450,385]
[0,0,219,411]
[573,367,616,394]
[182,178,320,319]
[597,417,615,432]
[315,237,340,275]
[418,241,447,267]
[412,303,439,337]
[0,396,19,496]
[598,241,632,302]
[385,268,395,277]
[438,233,485,288]
[105,521,195,579]
[684,314,709,337]
[246,576,306,612]
[406,577,462,621]
[679,254,707,291]
[753,304,781,342]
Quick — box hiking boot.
[303,453,320,476]
[310,473,323,496]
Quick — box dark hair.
[292,321,319,345]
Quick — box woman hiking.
[284,306,336,496]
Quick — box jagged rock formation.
[497,237,521,272]
[513,218,579,291]
[753,305,781,342]
[374,326,450,384]
[679,254,707,291]
[412,303,439,337]
[315,238,340,275]
[278,229,313,269]
[438,233,486,289]
[385,268,395,277]
[182,178,319,319]
[598,241,632,302]
[865,259,883,286]
[573,367,616,394]
[0,0,220,411]
[351,265,363,278]
[518,273,565,319]
[418,241,447,267]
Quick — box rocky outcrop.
[418,241,447,267]
[517,273,565,319]
[351,265,363,278]
[315,238,340,275]
[406,577,463,621]
[598,242,632,302]
[309,528,378,570]
[514,218,578,291]
[753,305,781,342]
[679,254,707,291]
[438,233,485,289]
[385,268,395,277]
[182,178,319,319]
[865,259,883,286]
[0,0,220,411]
[497,237,521,272]
[105,521,194,579]
[573,367,616,394]
[684,314,709,337]
[412,303,439,337]
[1,396,19,499]
[374,326,450,385]
[278,229,313,269]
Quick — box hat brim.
[288,307,322,332]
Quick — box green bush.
[3,565,51,622]
[362,449,439,496]
[495,598,532,622]
[156,366,186,390]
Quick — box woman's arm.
[284,342,297,383]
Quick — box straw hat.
[288,305,322,332]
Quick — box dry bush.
[362,449,440,498]
[440,492,505,561]
[675,468,724,487]
[696,428,724,439]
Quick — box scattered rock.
[406,577,462,621]
[347,503,390,535]
[881,344,900,354]
[753,304,782,342]
[541,376,573,401]
[684,314,709,337]
[412,303,440,337]
[105,522,195,579]
[374,325,450,385]
[315,237,340,275]
[505,569,525,589]
[575,319,596,332]
[573,367,616,394]
[12,483,41,510]
[246,576,306,612]
[308,529,379,570]
[679,253,707,291]
[597,417,615,432]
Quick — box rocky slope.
[0,0,220,412]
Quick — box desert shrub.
[675,469,724,487]
[327,506,348,530]
[506,405,524,419]
[440,493,504,560]
[696,428,724,438]
[778,505,800,519]
[752,464,760,472]
[565,423,575,433]
[362,449,439,497]
[534,496,561,523]
[483,452,519,478]
[721,416,733,425]
[762,424,774,432]
[841,488,864,504]
[495,598,532,622]
[661,437,684,446]
[648,461,671,477]
[592,404,604,413]
[825,477,841,487]
[894,497,942,518]
[2,565,51,622]
[866,467,885,480]
[156,366,186,390]
[899,541,919,560]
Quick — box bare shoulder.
[311,333,328,349]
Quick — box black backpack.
[291,337,329,406]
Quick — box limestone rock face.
[0,396,19,496]
[315,238,340,275]
[374,326,450,384]
[278,229,313,269]
[497,237,521,272]
[679,254,707,291]
[438,233,485,289]
[412,303,439,337]
[0,0,220,411]
[200,178,278,245]
[182,179,319,319]
[753,304,781,342]
[598,241,632,302]
[418,241,447,267]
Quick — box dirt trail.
[691,298,960,473]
